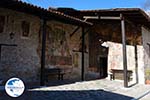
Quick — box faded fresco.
[36,21,89,79]
[107,42,136,70]
[37,24,72,66]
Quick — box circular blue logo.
[5,78,25,97]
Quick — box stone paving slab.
[0,79,150,100]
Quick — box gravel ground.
[0,79,150,100]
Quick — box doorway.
[99,57,108,78]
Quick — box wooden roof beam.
[83,16,99,20]
[83,16,121,20]
[100,16,121,20]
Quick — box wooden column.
[134,45,139,84]
[40,19,47,86]
[120,14,128,87]
[0,46,1,61]
[81,26,85,81]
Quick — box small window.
[21,21,30,37]
[0,16,5,33]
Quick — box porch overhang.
[58,8,150,87]
[58,8,150,29]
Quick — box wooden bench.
[110,69,133,81]
[44,68,64,82]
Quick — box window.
[0,16,5,33]
[21,21,30,37]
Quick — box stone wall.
[108,42,135,70]
[142,27,150,84]
[0,8,89,84]
[0,8,41,83]
[107,42,145,84]
[137,45,145,84]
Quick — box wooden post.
[81,26,85,81]
[0,45,1,61]
[40,19,47,86]
[120,14,128,87]
[134,45,139,84]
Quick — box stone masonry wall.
[108,42,135,70]
[142,27,150,84]
[107,41,145,84]
[0,8,89,84]
[0,8,41,83]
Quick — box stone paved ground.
[0,79,150,100]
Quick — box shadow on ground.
[26,79,104,89]
[0,89,134,100]
[25,80,79,89]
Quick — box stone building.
[0,0,92,85]
[1,0,150,87]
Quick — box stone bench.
[110,69,133,81]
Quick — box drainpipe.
[40,18,47,86]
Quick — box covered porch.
[58,8,150,87]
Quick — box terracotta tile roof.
[0,0,92,26]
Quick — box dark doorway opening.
[99,57,108,78]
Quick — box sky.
[22,0,148,10]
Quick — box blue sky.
[22,0,147,10]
